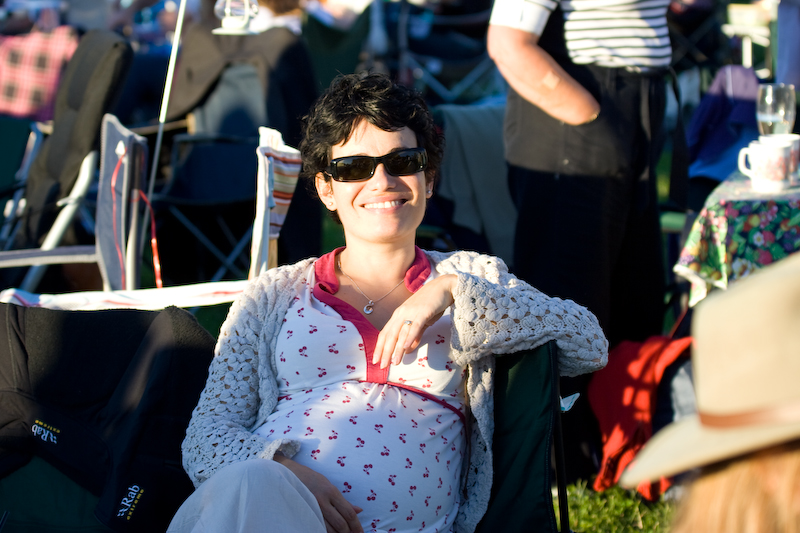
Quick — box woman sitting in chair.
[169,73,608,533]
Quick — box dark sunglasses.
[325,147,428,182]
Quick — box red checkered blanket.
[0,26,78,121]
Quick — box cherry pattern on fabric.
[254,252,467,533]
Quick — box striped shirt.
[490,0,672,71]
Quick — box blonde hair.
[671,440,800,533]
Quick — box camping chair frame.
[153,132,259,283]
[0,127,298,311]
[0,114,150,293]
[0,150,98,292]
[476,340,571,532]
[395,2,504,104]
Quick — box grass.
[656,145,672,204]
[556,481,677,532]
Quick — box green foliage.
[193,303,232,338]
[656,146,672,204]
[321,206,345,254]
[555,481,677,533]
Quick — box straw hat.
[620,252,800,487]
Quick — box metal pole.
[139,0,189,248]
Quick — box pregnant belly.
[255,382,465,532]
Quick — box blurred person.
[621,251,800,533]
[1,0,60,33]
[303,0,371,31]
[486,0,671,362]
[248,0,303,33]
[107,0,196,32]
[487,0,674,482]
[671,441,800,533]
[777,0,800,139]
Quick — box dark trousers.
[507,66,666,346]
[509,165,665,346]
[506,66,668,481]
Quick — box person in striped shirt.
[487,0,672,482]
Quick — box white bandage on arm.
[489,0,554,35]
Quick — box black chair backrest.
[475,340,570,532]
[0,303,215,532]
[19,30,133,248]
[192,62,265,138]
[163,132,258,205]
[160,61,264,206]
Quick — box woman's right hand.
[273,453,364,533]
[373,274,457,369]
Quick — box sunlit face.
[315,121,432,247]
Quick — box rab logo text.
[31,420,60,444]
[117,485,144,520]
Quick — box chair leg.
[168,206,247,279]
[211,226,252,282]
[215,216,251,271]
[550,344,571,533]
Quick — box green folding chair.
[476,340,571,532]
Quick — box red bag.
[588,335,692,500]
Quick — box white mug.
[759,133,800,183]
[738,140,792,192]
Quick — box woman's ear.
[315,173,336,211]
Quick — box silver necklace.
[337,256,405,315]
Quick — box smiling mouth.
[363,200,406,209]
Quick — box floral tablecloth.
[675,173,800,306]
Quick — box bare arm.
[487,24,600,125]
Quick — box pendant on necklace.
[364,301,375,314]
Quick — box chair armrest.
[0,245,97,268]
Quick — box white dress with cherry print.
[253,248,466,533]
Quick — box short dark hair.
[299,73,444,205]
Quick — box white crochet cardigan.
[181,250,608,533]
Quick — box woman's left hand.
[373,274,457,369]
